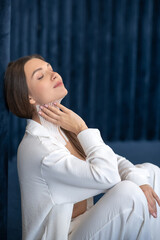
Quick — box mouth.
[53,81,63,88]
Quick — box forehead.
[24,58,46,77]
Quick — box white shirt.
[17,119,150,240]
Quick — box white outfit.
[69,164,160,240]
[17,116,160,240]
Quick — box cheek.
[29,81,67,105]
[30,83,49,102]
[33,85,45,97]
[33,84,58,104]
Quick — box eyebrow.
[31,63,50,78]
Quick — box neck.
[32,99,68,145]
[32,98,63,125]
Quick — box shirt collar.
[26,118,68,148]
[26,119,53,138]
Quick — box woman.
[5,54,160,240]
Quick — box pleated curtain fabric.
[9,0,160,157]
[0,0,160,237]
[0,1,11,238]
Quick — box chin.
[50,89,68,104]
[64,88,68,95]
[61,87,68,97]
[60,88,68,100]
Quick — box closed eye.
[38,75,44,80]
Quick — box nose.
[50,71,57,81]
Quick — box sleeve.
[116,154,150,186]
[41,128,121,204]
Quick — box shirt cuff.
[125,172,150,186]
[77,128,104,153]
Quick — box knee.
[101,181,149,221]
[144,162,160,173]
[142,163,160,190]
[116,180,148,208]
[142,163,160,180]
[117,180,142,196]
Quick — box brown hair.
[4,54,86,159]
[5,54,44,119]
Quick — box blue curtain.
[0,0,10,239]
[9,0,160,159]
[0,0,160,238]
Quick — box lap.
[69,181,149,240]
[69,163,160,240]
[137,163,160,240]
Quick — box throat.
[35,104,68,145]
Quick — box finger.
[39,111,59,124]
[54,102,70,113]
[147,195,157,217]
[41,105,61,117]
[148,203,154,216]
[148,204,156,217]
[148,203,157,218]
[39,107,60,120]
[153,191,160,206]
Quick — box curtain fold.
[0,1,11,238]
[6,0,160,160]
[9,0,160,143]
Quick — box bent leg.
[136,163,160,240]
[69,181,150,240]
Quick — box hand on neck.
[32,97,64,125]
[31,98,68,145]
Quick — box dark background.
[0,0,160,239]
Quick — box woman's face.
[24,58,68,105]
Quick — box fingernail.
[38,111,42,115]
[40,106,43,109]
[153,212,157,218]
[44,104,48,108]
[53,102,57,105]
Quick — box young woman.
[5,54,160,240]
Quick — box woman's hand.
[38,102,88,135]
[139,184,160,218]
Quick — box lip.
[53,81,63,88]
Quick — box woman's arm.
[116,154,150,186]
[41,128,121,204]
[116,154,160,218]
[38,103,121,204]
[39,102,88,135]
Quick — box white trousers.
[68,163,160,240]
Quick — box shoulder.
[18,130,67,162]
[17,130,71,181]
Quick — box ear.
[29,95,36,105]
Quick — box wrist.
[75,124,88,136]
